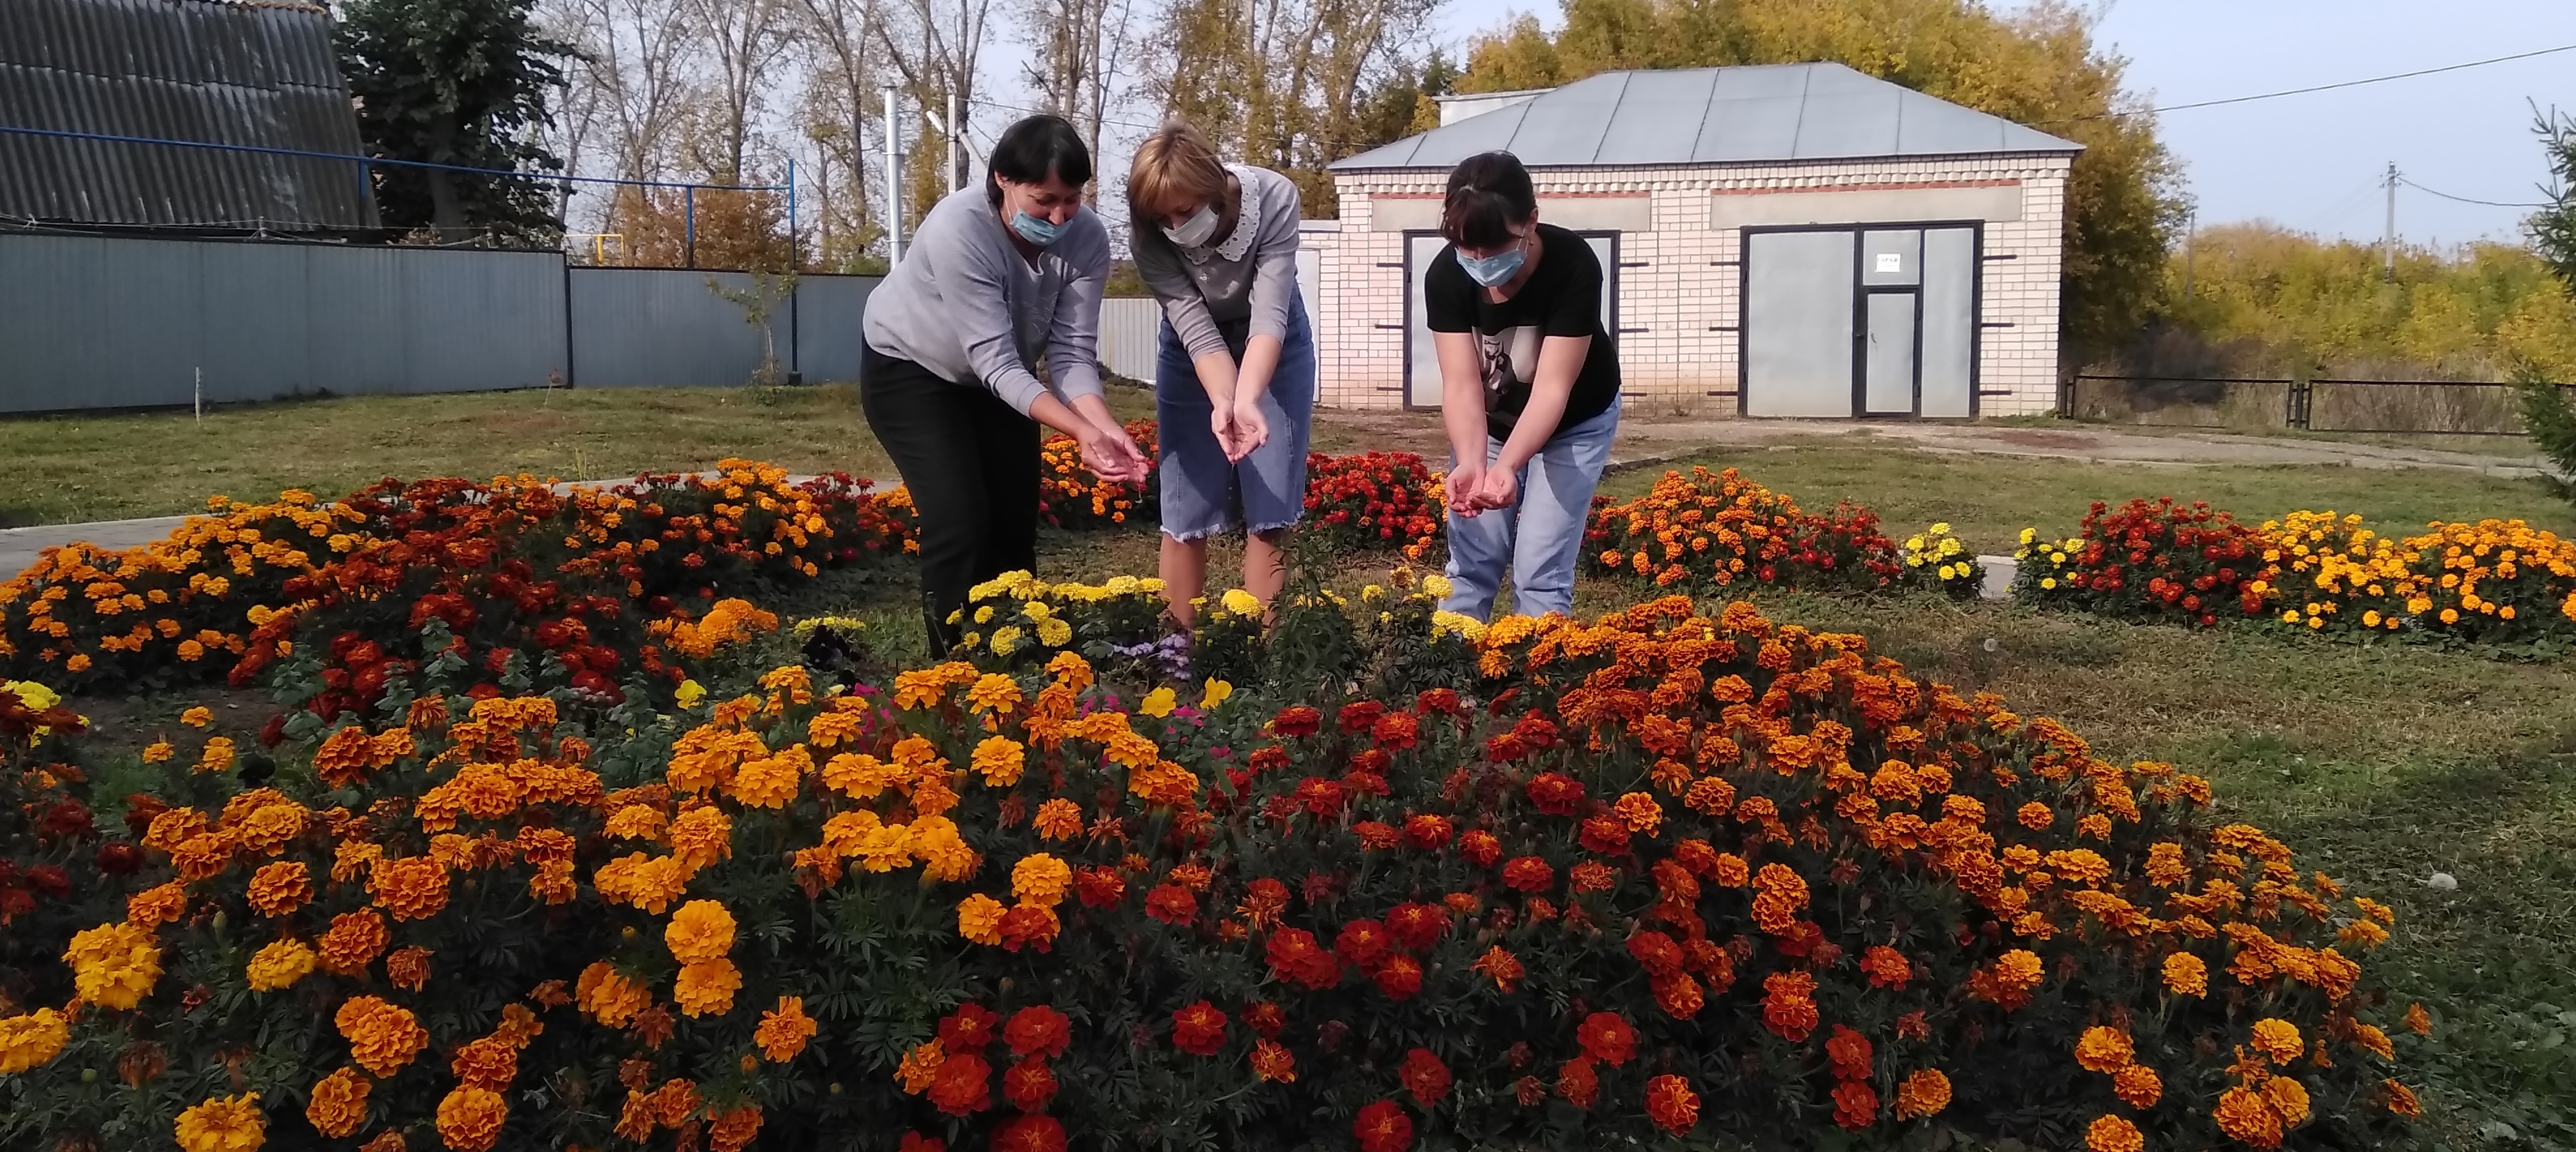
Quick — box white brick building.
[1307,63,2081,419]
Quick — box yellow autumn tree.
[1457,0,2187,367]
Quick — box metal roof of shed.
[1332,63,2082,171]
[0,0,378,231]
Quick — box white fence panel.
[1098,297,1163,384]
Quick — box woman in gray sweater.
[861,115,1148,653]
[1126,121,1313,626]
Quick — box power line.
[2044,42,2576,124]
[2397,176,2549,209]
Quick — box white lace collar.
[1187,165,1262,264]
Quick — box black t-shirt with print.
[1424,222,1620,443]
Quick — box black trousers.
[860,342,1041,654]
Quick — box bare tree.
[558,0,697,184]
[872,0,994,197]
[1023,0,1141,201]
[791,0,883,259]
[680,0,798,179]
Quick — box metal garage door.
[1405,232,1618,408]
[1743,225,1978,418]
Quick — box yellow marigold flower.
[1037,617,1073,646]
[64,921,162,1010]
[972,736,1027,786]
[245,939,319,992]
[988,626,1023,654]
[2247,1018,2303,1064]
[1222,588,1262,616]
[143,740,177,763]
[2106,1062,2161,1108]
[305,1067,370,1138]
[1421,575,1453,599]
[2084,1114,2142,1152]
[1012,854,1072,909]
[2074,1025,2132,1074]
[0,1007,70,1074]
[674,958,743,1017]
[335,996,428,1076]
[2262,1074,2311,1125]
[756,996,818,1062]
[958,893,1007,945]
[896,1038,945,1093]
[174,1092,265,1152]
[665,900,738,963]
[1140,687,1177,719]
[1033,798,1084,840]
[435,1085,508,1152]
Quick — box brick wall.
[1303,154,2075,417]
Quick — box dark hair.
[1441,151,1536,249]
[988,114,1093,206]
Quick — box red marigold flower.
[1399,1048,1451,1106]
[1243,1001,1286,1037]
[1250,1038,1296,1082]
[1470,945,1525,993]
[1576,1012,1637,1067]
[1568,860,1616,892]
[1003,1059,1057,1111]
[998,903,1059,952]
[1628,930,1686,977]
[1354,821,1401,849]
[1337,702,1386,735]
[1402,814,1453,850]
[1513,1075,1545,1106]
[1652,972,1704,1020]
[1645,1074,1699,1134]
[1371,713,1419,750]
[1826,1025,1873,1080]
[1763,971,1819,1042]
[1832,1080,1878,1129]
[1353,1100,1412,1152]
[1556,1057,1599,1108]
[1459,830,1502,866]
[1265,929,1342,990]
[1073,866,1126,908]
[1294,777,1348,818]
[1525,772,1584,815]
[993,1114,1067,1152]
[1502,856,1554,893]
[1335,920,1392,967]
[1577,816,1631,855]
[1171,1001,1227,1056]
[900,1134,945,1152]
[1004,1006,1071,1059]
[1415,689,1462,716]
[939,1005,1000,1052]
[1372,954,1424,1000]
[926,1050,991,1115]
[1860,946,1912,990]
[1145,884,1198,925]
[1669,839,1720,875]
[1271,706,1322,738]
[1485,733,1529,762]
[1385,902,1449,950]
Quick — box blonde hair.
[1127,121,1229,220]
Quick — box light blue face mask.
[1456,241,1526,287]
[1011,211,1065,247]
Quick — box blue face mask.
[1010,211,1065,247]
[1456,241,1526,287]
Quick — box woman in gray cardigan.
[1126,120,1314,626]
[862,114,1149,653]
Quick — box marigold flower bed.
[1583,466,1905,593]
[0,561,2425,1152]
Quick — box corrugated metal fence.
[0,232,879,412]
[1098,298,1162,382]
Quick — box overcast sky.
[1422,0,2576,245]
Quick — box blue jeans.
[1440,397,1622,622]
[1154,296,1316,540]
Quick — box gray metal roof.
[1332,63,2082,171]
[0,0,378,230]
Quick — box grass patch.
[1601,445,2576,553]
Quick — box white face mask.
[1162,204,1220,248]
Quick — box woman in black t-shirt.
[1424,150,1622,622]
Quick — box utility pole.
[2383,161,2398,282]
[884,83,904,264]
[2182,206,2196,301]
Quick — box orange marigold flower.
[2403,1003,2431,1035]
[2249,1018,2303,1064]
[756,996,818,1062]
[2352,1022,2395,1060]
[1033,798,1084,840]
[318,910,390,975]
[2262,1075,2311,1125]
[957,894,1006,945]
[434,1085,507,1152]
[2085,1114,2144,1152]
[306,1066,370,1138]
[450,1036,517,1089]
[665,900,738,963]
[1644,1074,1699,1134]
[173,1093,264,1152]
[2383,1079,2421,1117]
[128,881,189,929]
[366,856,450,922]
[896,1040,945,1094]
[2162,952,2209,997]
[673,958,742,1017]
[1860,945,1911,990]
[577,962,652,1027]
[2074,1025,2134,1074]
[1994,949,2044,993]
[1894,1069,1950,1119]
[1011,854,1072,908]
[1470,945,1524,993]
[244,861,312,918]
[2214,1086,2284,1149]
[1761,971,1819,1042]
[1613,791,1663,835]
[2113,1063,2162,1108]
[384,946,432,992]
[335,995,429,1076]
[710,1104,765,1152]
[2016,802,2053,830]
